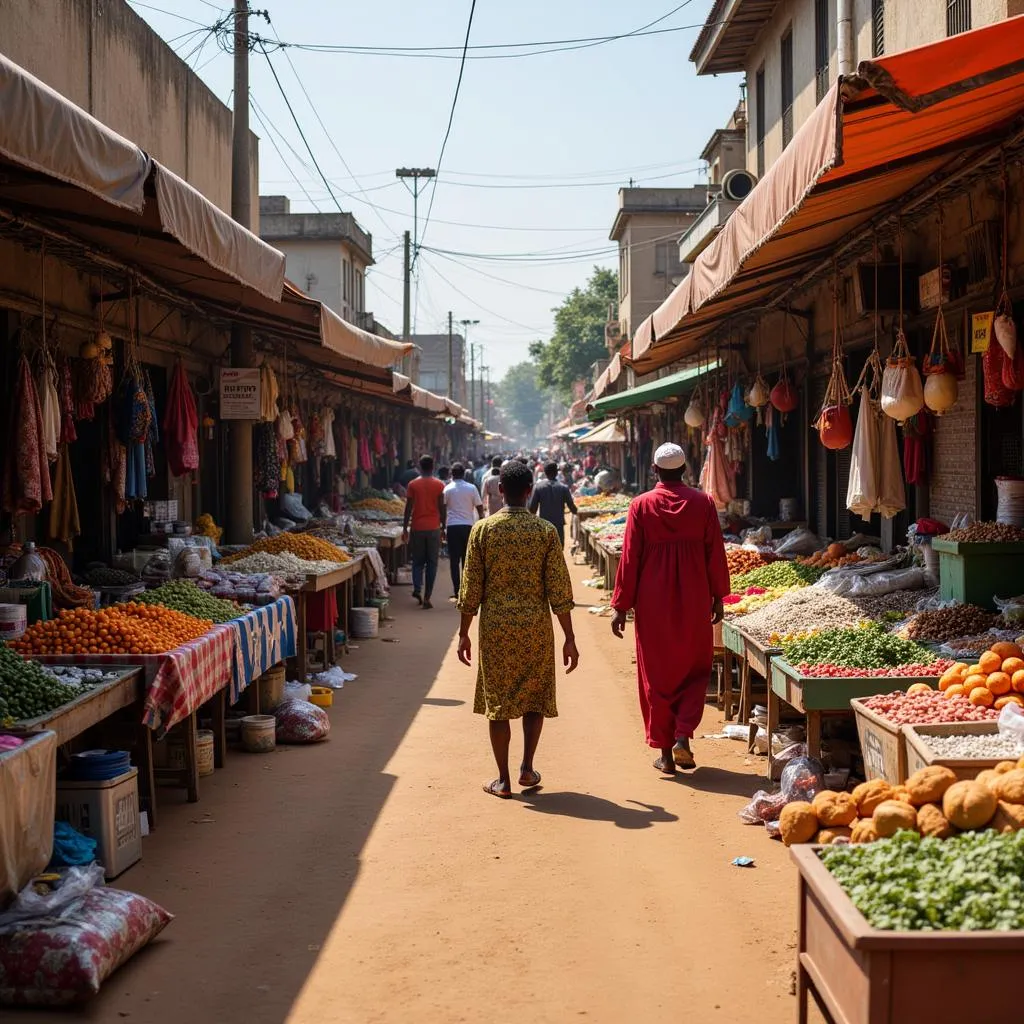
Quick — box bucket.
[310,686,333,708]
[240,715,276,753]
[196,729,215,777]
[350,607,379,639]
[0,604,27,640]
[257,664,287,712]
[394,567,413,586]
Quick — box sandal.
[672,746,696,770]
[653,757,677,775]
[518,769,542,788]
[482,779,512,799]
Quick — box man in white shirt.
[482,456,503,516]
[443,463,484,599]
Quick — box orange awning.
[632,15,1024,374]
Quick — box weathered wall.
[0,0,259,223]
[929,356,979,523]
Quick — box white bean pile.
[225,551,345,577]
[922,732,1024,760]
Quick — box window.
[619,246,629,300]
[654,242,681,278]
[781,30,794,149]
[755,66,766,176]
[815,0,830,103]
[342,258,350,303]
[946,0,970,35]
[871,0,885,56]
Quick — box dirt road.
[13,555,810,1024]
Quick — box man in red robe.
[611,443,729,774]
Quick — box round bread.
[779,801,818,846]
[994,769,1024,805]
[905,766,957,806]
[815,826,853,845]
[873,800,918,838]
[916,802,955,839]
[852,779,892,817]
[812,790,857,827]
[942,780,998,830]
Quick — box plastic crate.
[931,539,1024,610]
[56,767,141,880]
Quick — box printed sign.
[971,311,993,354]
[219,367,261,419]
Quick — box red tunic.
[611,482,730,747]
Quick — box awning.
[320,302,411,368]
[391,373,449,413]
[576,420,627,445]
[631,15,1024,374]
[591,343,633,401]
[589,362,717,419]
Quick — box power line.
[249,94,322,213]
[126,0,210,27]
[426,248,572,297]
[418,0,477,260]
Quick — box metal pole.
[228,0,254,545]
[458,318,478,408]
[402,230,411,376]
[469,342,475,422]
[447,310,454,399]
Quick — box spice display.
[730,561,824,592]
[575,494,631,513]
[222,551,345,579]
[222,532,350,565]
[822,831,1024,931]
[136,579,241,623]
[920,732,1024,760]
[11,603,213,656]
[782,622,937,671]
[858,690,1000,724]
[0,645,93,722]
[84,567,141,587]
[902,604,999,641]
[725,549,776,577]
[937,521,1024,544]
[797,543,866,569]
[723,586,787,618]
[349,494,405,516]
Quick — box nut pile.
[223,551,346,579]
[902,604,998,642]
[922,732,1024,760]
[938,522,1024,544]
[84,567,141,587]
[859,690,1000,725]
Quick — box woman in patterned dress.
[457,460,579,798]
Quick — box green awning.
[588,362,717,419]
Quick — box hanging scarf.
[57,353,77,444]
[49,443,80,549]
[144,371,159,480]
[3,355,53,514]
[162,361,200,476]
[37,354,61,463]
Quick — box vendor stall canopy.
[0,55,413,374]
[588,360,718,420]
[630,15,1024,375]
[576,419,627,445]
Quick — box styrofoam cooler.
[56,767,142,879]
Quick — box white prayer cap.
[654,442,686,470]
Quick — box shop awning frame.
[588,361,717,419]
[576,419,627,445]
[631,16,1024,375]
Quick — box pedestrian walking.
[528,461,578,548]
[457,460,579,798]
[443,462,483,599]
[482,456,503,516]
[610,443,729,774]
[402,455,446,609]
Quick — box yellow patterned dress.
[458,506,575,720]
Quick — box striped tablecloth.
[225,596,297,693]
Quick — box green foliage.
[529,266,618,402]
[496,362,546,433]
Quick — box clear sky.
[129,0,741,378]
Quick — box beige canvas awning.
[319,302,412,369]
[632,15,1024,374]
[576,419,627,445]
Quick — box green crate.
[931,539,1024,610]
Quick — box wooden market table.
[290,555,365,682]
[720,621,745,722]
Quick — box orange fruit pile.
[939,641,1024,710]
[10,603,213,657]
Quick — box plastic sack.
[998,703,1024,748]
[280,493,312,522]
[846,567,927,597]
[738,789,788,825]
[283,681,312,702]
[274,698,330,744]
[0,877,172,1006]
[994,595,1024,626]
[49,823,97,869]
[774,527,825,557]
[780,755,826,802]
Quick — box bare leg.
[485,720,512,796]
[520,712,544,786]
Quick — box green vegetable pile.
[136,579,241,623]
[822,830,1024,931]
[0,644,88,723]
[730,561,824,592]
[782,621,934,669]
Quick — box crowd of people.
[393,444,729,798]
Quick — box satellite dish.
[722,168,757,202]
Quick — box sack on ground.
[274,697,330,743]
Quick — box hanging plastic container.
[9,541,46,582]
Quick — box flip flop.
[672,747,697,770]
[482,779,512,799]
[519,769,542,788]
[653,757,677,775]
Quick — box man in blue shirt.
[528,461,578,548]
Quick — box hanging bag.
[880,330,924,422]
[815,279,854,450]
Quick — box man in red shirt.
[402,455,446,609]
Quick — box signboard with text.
[971,311,993,354]
[219,368,261,419]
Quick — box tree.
[496,361,547,435]
[529,266,618,403]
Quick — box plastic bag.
[998,703,1024,748]
[274,698,330,744]
[738,789,788,825]
[48,823,97,870]
[780,755,826,802]
[846,567,927,597]
[0,864,105,927]
[283,681,312,702]
[774,527,824,557]
[0,878,172,1006]
[741,525,773,546]
[311,666,355,690]
[995,595,1024,626]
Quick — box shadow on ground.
[518,791,679,829]
[682,765,765,798]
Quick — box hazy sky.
[129,0,741,377]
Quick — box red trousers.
[636,641,709,748]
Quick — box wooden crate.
[850,699,908,784]
[904,721,1008,780]
[793,845,1024,1024]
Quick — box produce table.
[290,555,365,682]
[721,622,745,722]
[768,658,937,779]
[792,844,1024,1024]
[721,623,779,727]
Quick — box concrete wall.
[271,238,370,322]
[0,0,259,223]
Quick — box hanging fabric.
[163,360,200,477]
[36,349,60,463]
[255,422,280,497]
[903,411,931,486]
[49,444,80,549]
[259,361,280,423]
[3,354,53,515]
[57,352,77,444]
[846,351,883,519]
[765,404,780,461]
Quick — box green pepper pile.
[0,644,89,723]
[730,560,824,592]
[782,621,934,669]
[136,579,241,624]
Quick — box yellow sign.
[971,311,993,354]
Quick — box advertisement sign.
[219,368,261,419]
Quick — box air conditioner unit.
[721,168,757,202]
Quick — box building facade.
[410,333,467,406]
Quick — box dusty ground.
[12,553,816,1024]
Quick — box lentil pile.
[137,579,242,623]
[902,604,998,642]
[937,522,1024,544]
[921,731,1024,760]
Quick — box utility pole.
[447,311,454,399]
[469,344,475,422]
[395,167,436,269]
[401,230,411,375]
[458,318,478,408]
[228,0,254,545]
[481,364,489,431]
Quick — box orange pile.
[938,641,1024,709]
[10,603,213,657]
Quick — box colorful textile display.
[3,356,53,515]
[162,360,199,477]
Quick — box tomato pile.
[10,603,213,656]
[859,689,1000,725]
[794,660,951,679]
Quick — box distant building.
[259,195,375,328]
[410,333,467,405]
